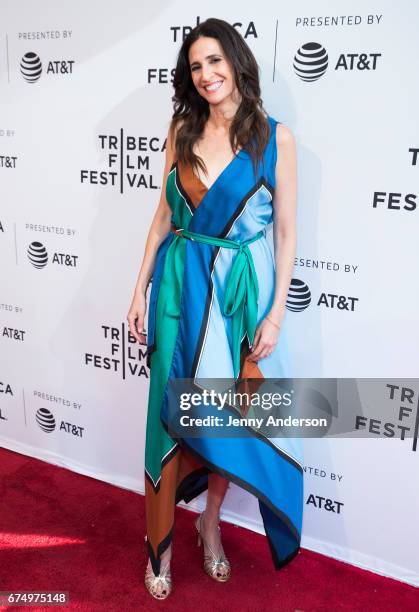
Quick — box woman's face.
[188,36,238,106]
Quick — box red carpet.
[0,447,417,611]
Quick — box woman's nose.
[201,63,213,82]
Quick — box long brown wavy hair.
[168,18,271,179]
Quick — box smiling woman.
[127,17,300,601]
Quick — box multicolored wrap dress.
[144,115,303,576]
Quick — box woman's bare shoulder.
[170,116,185,138]
[275,122,296,147]
[166,117,185,156]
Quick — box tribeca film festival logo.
[84,323,148,379]
[371,147,418,214]
[286,278,359,313]
[20,52,75,83]
[355,383,419,453]
[293,42,381,82]
[27,242,78,269]
[170,17,257,44]
[147,18,257,85]
[80,131,164,194]
[35,407,84,438]
[0,380,13,422]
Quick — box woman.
[127,17,302,600]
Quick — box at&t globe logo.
[36,407,56,433]
[28,242,48,269]
[20,52,42,83]
[286,279,312,312]
[27,241,79,269]
[293,42,328,82]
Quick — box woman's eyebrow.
[190,54,222,67]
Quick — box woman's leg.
[145,541,172,598]
[200,472,230,574]
[205,472,229,520]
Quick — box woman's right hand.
[126,123,177,347]
[127,290,148,345]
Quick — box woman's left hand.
[246,316,281,363]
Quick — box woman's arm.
[127,124,177,344]
[247,122,297,363]
[268,123,298,324]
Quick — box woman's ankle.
[148,542,172,574]
[160,543,172,564]
[202,509,220,528]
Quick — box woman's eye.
[191,58,221,72]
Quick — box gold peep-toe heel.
[195,511,231,582]
[144,558,172,600]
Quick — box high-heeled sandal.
[195,511,231,582]
[144,557,172,600]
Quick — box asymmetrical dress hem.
[144,114,303,576]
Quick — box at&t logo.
[20,51,75,83]
[286,279,311,312]
[286,279,359,312]
[36,407,56,432]
[27,242,78,269]
[293,42,381,82]
[293,43,328,82]
[306,493,344,514]
[36,407,85,437]
[20,52,42,82]
[0,155,17,168]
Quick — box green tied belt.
[171,226,265,378]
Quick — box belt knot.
[170,225,265,378]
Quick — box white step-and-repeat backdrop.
[1,0,418,587]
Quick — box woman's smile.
[203,80,224,93]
